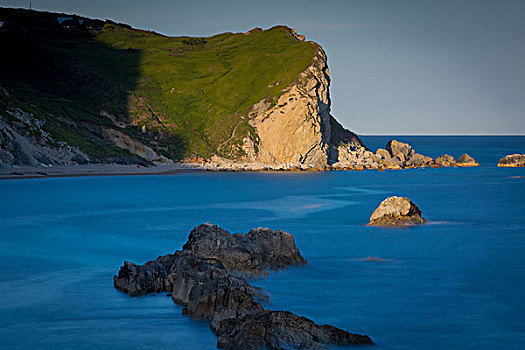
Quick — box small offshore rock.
[369,196,426,226]
[436,154,455,167]
[498,154,525,167]
[455,154,479,167]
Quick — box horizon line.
[358,134,525,136]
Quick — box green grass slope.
[0,8,318,162]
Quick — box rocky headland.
[1,9,481,173]
[368,196,426,226]
[498,154,525,167]
[114,223,373,349]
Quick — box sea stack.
[498,154,525,167]
[368,196,426,226]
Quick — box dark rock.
[182,223,307,277]
[455,154,479,167]
[368,196,426,226]
[212,309,373,350]
[498,154,525,167]
[114,224,372,348]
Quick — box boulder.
[436,154,455,167]
[114,224,373,348]
[498,154,525,167]
[405,153,435,167]
[213,309,373,350]
[368,196,426,226]
[386,140,414,159]
[182,224,306,277]
[375,148,391,160]
[455,154,479,167]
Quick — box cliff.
[0,8,366,169]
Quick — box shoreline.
[0,163,203,180]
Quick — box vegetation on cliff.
[0,8,318,163]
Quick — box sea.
[0,136,524,350]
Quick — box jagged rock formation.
[498,154,525,167]
[182,224,306,277]
[213,309,372,350]
[114,223,373,349]
[368,196,426,226]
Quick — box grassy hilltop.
[0,8,318,162]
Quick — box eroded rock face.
[0,106,90,167]
[114,224,372,349]
[455,154,479,167]
[369,196,426,226]
[498,154,525,167]
[244,47,333,168]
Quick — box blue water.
[0,136,524,350]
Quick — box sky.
[2,0,525,135]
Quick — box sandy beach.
[0,163,202,180]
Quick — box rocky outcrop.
[114,223,372,349]
[498,154,525,167]
[436,154,455,167]
[213,309,373,350]
[385,140,436,168]
[455,154,479,167]
[331,139,438,170]
[196,36,367,171]
[102,128,172,165]
[241,46,333,168]
[368,196,426,226]
[182,224,306,277]
[0,105,90,167]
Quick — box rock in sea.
[368,196,426,226]
[455,154,479,167]
[498,154,525,167]
[114,223,373,349]
[435,154,455,167]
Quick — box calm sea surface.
[0,136,524,349]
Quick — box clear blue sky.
[3,0,525,135]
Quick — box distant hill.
[0,8,363,168]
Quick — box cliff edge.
[0,8,365,169]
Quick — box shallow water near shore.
[0,136,524,349]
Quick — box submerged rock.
[368,196,426,226]
[455,154,479,167]
[498,154,525,167]
[114,224,372,349]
